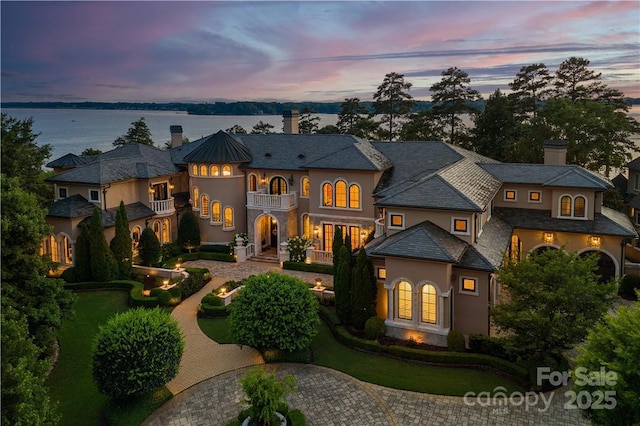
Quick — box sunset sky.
[2,1,638,103]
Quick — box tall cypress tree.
[139,227,161,266]
[332,226,343,270]
[88,208,117,282]
[351,248,377,330]
[109,201,132,279]
[334,245,353,325]
[177,210,200,248]
[74,224,91,281]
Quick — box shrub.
[286,236,312,262]
[468,334,513,360]
[282,261,334,275]
[199,304,229,318]
[177,211,200,248]
[229,273,319,352]
[92,308,184,397]
[288,409,306,426]
[139,227,161,266]
[179,271,205,299]
[262,348,311,364]
[351,248,376,330]
[161,242,184,259]
[110,201,133,279]
[201,293,224,306]
[447,330,466,352]
[60,266,80,283]
[200,244,232,254]
[364,316,386,340]
[619,274,640,300]
[239,367,296,426]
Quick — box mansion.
[43,111,637,346]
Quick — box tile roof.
[494,207,637,238]
[46,153,92,168]
[46,144,179,185]
[45,194,96,219]
[467,215,513,270]
[479,164,611,190]
[78,202,156,228]
[182,130,252,164]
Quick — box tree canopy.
[372,72,415,141]
[113,117,153,147]
[250,121,275,134]
[298,106,320,134]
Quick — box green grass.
[197,317,523,396]
[47,290,173,425]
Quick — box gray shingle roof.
[468,215,513,270]
[45,194,96,219]
[494,207,637,238]
[626,157,640,171]
[46,153,92,168]
[479,164,611,190]
[46,144,178,185]
[182,130,252,164]
[78,202,156,228]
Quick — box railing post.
[279,241,290,265]
[234,237,247,262]
[305,247,314,264]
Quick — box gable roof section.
[182,130,252,164]
[494,207,637,238]
[45,194,96,219]
[479,164,611,190]
[368,221,468,263]
[46,144,178,185]
[46,153,92,168]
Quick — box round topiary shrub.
[447,330,466,352]
[201,293,223,307]
[92,308,184,397]
[364,316,386,340]
[229,273,319,352]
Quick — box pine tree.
[113,117,153,147]
[351,248,377,329]
[372,72,416,141]
[109,201,132,279]
[139,227,161,266]
[88,208,118,281]
[334,245,353,325]
[177,210,201,248]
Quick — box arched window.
[560,195,572,217]
[421,284,437,324]
[335,180,347,208]
[222,165,232,176]
[191,164,198,176]
[301,177,310,197]
[49,235,60,263]
[509,235,522,262]
[162,218,170,244]
[397,281,412,320]
[211,201,221,223]
[270,177,287,195]
[574,196,586,217]
[322,183,333,206]
[349,184,360,209]
[249,174,258,192]
[302,214,310,238]
[201,194,209,216]
[224,207,234,229]
[193,187,199,209]
[153,220,161,241]
[132,226,142,253]
[61,235,73,265]
[200,165,208,176]
[210,165,219,176]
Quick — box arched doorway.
[531,245,559,256]
[579,250,616,283]
[270,177,287,195]
[255,214,278,254]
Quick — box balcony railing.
[312,250,333,265]
[247,191,298,210]
[374,217,385,238]
[150,197,175,215]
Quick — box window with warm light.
[349,184,360,209]
[504,190,517,201]
[201,194,209,216]
[162,218,170,244]
[322,183,333,206]
[452,218,469,235]
[509,235,522,262]
[335,180,347,208]
[560,195,572,216]
[421,284,437,323]
[210,165,219,176]
[377,268,386,280]
[191,164,198,176]
[153,220,161,241]
[211,201,221,223]
[302,214,310,238]
[349,225,360,249]
[559,194,587,219]
[574,196,586,217]
[131,226,141,253]
[224,207,234,229]
[200,165,208,176]
[529,191,542,202]
[301,177,310,197]
[460,277,478,295]
[192,187,199,209]
[222,165,232,176]
[389,213,404,229]
[249,174,257,192]
[398,281,412,320]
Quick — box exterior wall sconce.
[313,227,320,238]
[360,230,367,245]
[169,178,175,189]
[589,236,601,248]
[149,183,155,194]
[288,174,294,185]
[543,232,554,244]
[261,173,267,185]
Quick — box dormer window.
[504,189,517,202]
[451,217,470,235]
[559,195,587,219]
[528,191,542,203]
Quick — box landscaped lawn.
[47,290,172,426]
[198,317,523,396]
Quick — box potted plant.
[239,367,296,426]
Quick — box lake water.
[3,106,639,165]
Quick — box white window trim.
[459,276,479,296]
[210,200,222,225]
[200,193,210,218]
[420,283,439,325]
[376,267,387,281]
[57,186,68,200]
[451,217,470,236]
[248,173,258,192]
[528,190,542,203]
[388,213,405,230]
[300,176,310,198]
[88,188,100,203]
[222,164,232,177]
[222,206,235,231]
[503,189,517,202]
[558,194,588,220]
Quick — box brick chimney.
[283,110,299,134]
[543,140,568,165]
[170,125,183,148]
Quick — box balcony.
[247,191,298,210]
[374,217,385,238]
[150,197,175,215]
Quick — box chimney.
[170,125,183,148]
[543,140,568,165]
[283,110,299,134]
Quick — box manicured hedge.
[200,244,232,254]
[64,280,162,307]
[318,307,528,381]
[163,252,235,269]
[199,304,229,318]
[619,274,640,300]
[287,409,306,426]
[283,261,334,275]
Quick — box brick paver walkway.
[147,260,586,425]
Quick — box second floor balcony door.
[152,182,168,200]
[270,177,287,195]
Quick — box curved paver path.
[152,260,586,425]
